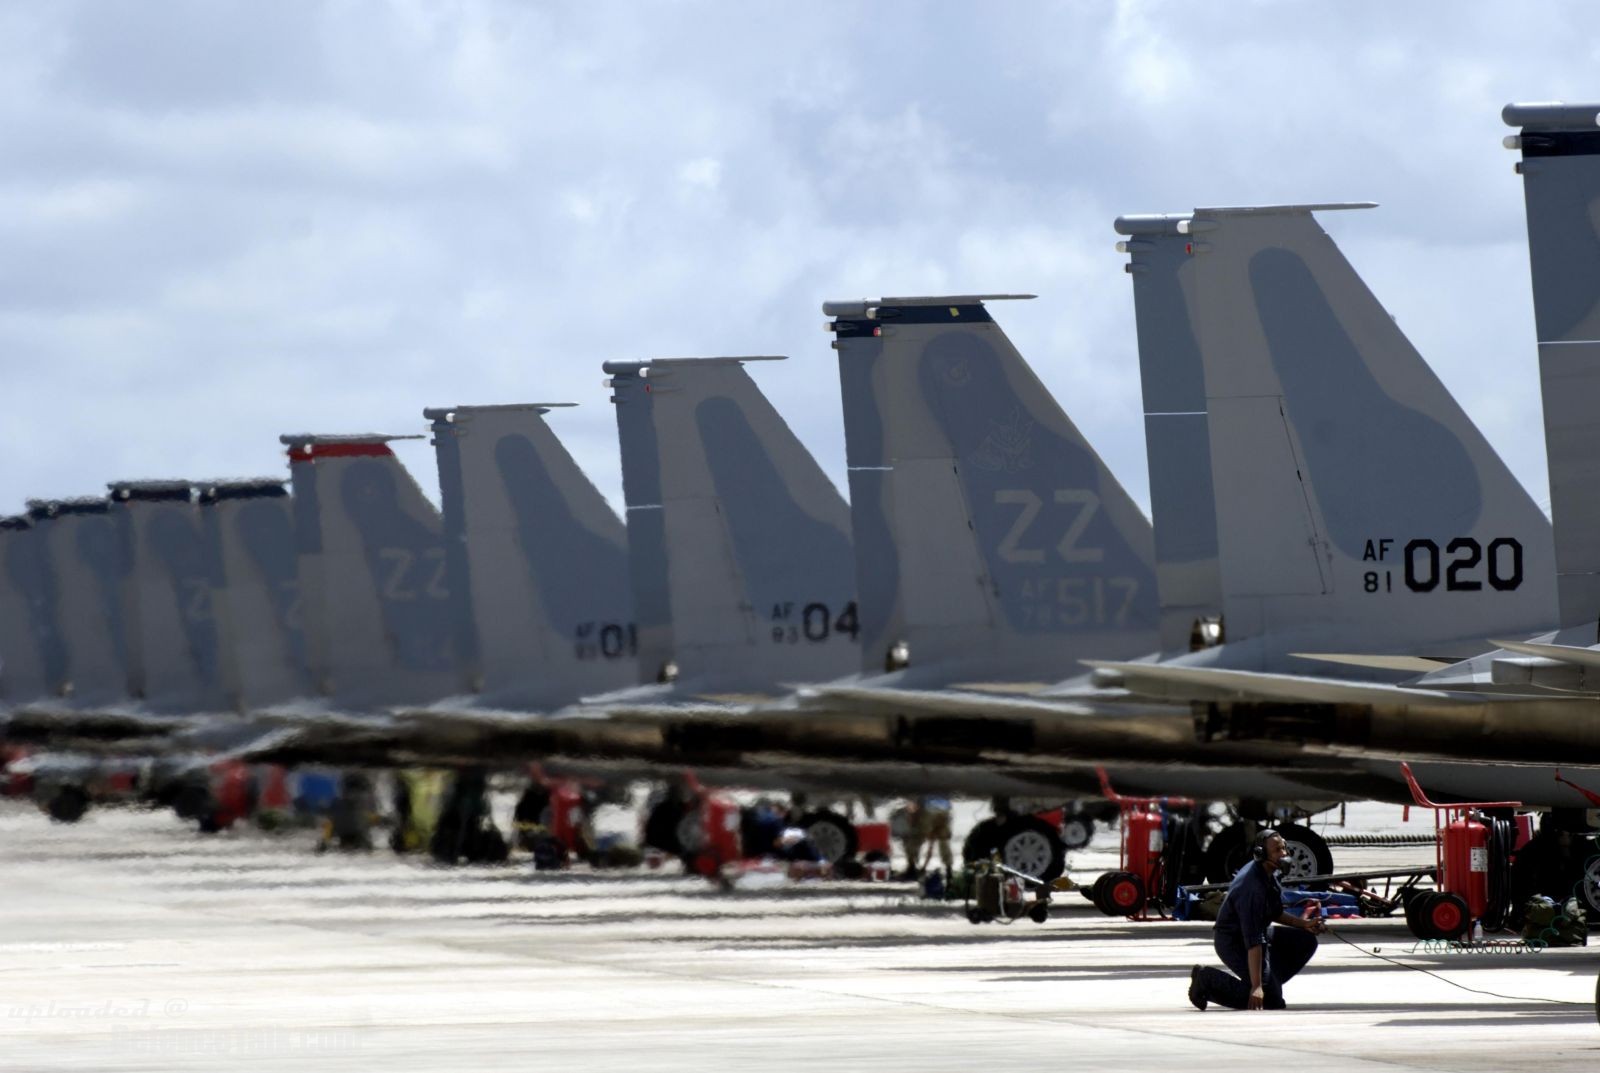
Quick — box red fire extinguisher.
[1442,814,1490,920]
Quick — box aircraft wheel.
[999,815,1064,880]
[962,818,1005,864]
[469,823,509,864]
[802,809,858,864]
[1274,823,1334,885]
[1202,823,1250,883]
[172,781,211,822]
[47,785,89,824]
[530,835,566,871]
[642,797,689,856]
[671,808,708,865]
[1059,812,1094,851]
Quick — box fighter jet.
[1098,103,1600,753]
[746,209,1600,879]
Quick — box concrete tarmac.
[1,801,1595,1072]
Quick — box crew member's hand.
[1247,989,1265,1010]
[1305,916,1328,935]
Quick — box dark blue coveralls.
[1195,859,1319,1009]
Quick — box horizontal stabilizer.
[1290,653,1457,674]
[1488,638,1600,669]
[795,682,1107,721]
[1083,660,1480,706]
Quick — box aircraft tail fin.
[1116,215,1226,654]
[1504,103,1600,632]
[607,356,857,691]
[0,516,61,703]
[24,498,133,705]
[197,479,309,710]
[107,481,228,712]
[1115,205,1555,664]
[280,434,456,708]
[426,403,634,709]
[826,296,1160,683]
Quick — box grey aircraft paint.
[198,479,310,711]
[23,499,132,706]
[1112,206,1556,668]
[826,297,1160,685]
[1504,102,1600,634]
[1251,102,1600,695]
[1116,215,1225,654]
[108,481,228,713]
[280,435,457,709]
[0,517,63,703]
[609,365,675,685]
[606,357,857,693]
[426,403,635,710]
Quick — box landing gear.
[997,815,1065,881]
[46,785,89,824]
[1508,819,1600,925]
[801,809,858,866]
[961,817,1005,866]
[428,769,508,865]
[1581,851,1600,919]
[642,794,690,857]
[172,779,211,823]
[1058,811,1094,851]
[1203,820,1332,884]
[1274,822,1335,883]
[962,803,1066,882]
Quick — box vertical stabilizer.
[1504,103,1600,632]
[608,357,857,691]
[1121,204,1555,663]
[1115,215,1226,654]
[24,499,132,705]
[427,403,635,709]
[0,517,62,703]
[108,481,227,712]
[610,365,674,685]
[198,479,309,710]
[826,297,1161,684]
[281,435,456,708]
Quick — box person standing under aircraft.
[1189,831,1325,1010]
[896,796,954,879]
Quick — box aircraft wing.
[2,704,193,740]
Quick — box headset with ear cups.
[1251,829,1277,863]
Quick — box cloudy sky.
[3,1,1596,519]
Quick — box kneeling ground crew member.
[1189,830,1325,1010]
